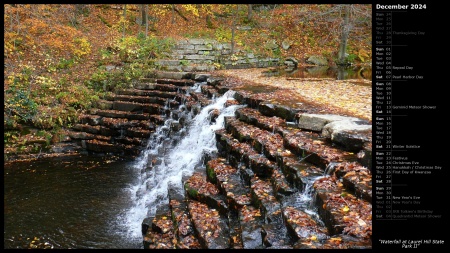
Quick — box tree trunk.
[76,4,87,15]
[247,4,253,21]
[140,4,147,26]
[172,5,189,21]
[338,4,350,65]
[145,5,148,37]
[122,4,127,38]
[171,4,175,24]
[231,5,239,54]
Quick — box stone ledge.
[296,113,362,132]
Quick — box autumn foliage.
[4,4,371,159]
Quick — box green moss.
[185,184,198,198]
[206,165,217,184]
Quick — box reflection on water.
[263,66,372,82]
[4,155,142,249]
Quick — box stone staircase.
[142,78,373,249]
[68,72,211,156]
[156,38,280,72]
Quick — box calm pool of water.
[4,154,142,249]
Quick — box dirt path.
[214,68,372,122]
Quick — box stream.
[4,155,142,249]
[4,84,332,249]
[4,86,239,249]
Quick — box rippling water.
[4,155,143,249]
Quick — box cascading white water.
[296,162,339,221]
[124,89,242,239]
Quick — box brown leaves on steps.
[186,172,219,196]
[188,201,222,239]
[283,206,328,240]
[251,177,277,203]
[240,205,262,223]
[313,176,372,239]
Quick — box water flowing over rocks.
[69,71,372,249]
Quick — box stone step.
[233,91,305,122]
[100,117,154,130]
[225,99,241,107]
[113,94,169,105]
[250,177,293,248]
[96,99,113,110]
[85,139,139,155]
[214,129,275,179]
[281,206,328,241]
[75,114,165,131]
[184,172,228,216]
[293,234,371,249]
[68,130,104,140]
[357,142,372,171]
[143,212,176,249]
[206,76,224,87]
[93,109,149,120]
[136,83,180,92]
[117,88,178,98]
[296,113,364,132]
[149,114,166,125]
[270,166,297,198]
[79,114,102,125]
[277,154,324,190]
[200,85,221,99]
[206,158,252,210]
[72,124,114,137]
[126,127,153,138]
[156,78,196,87]
[70,131,144,148]
[156,59,183,67]
[215,129,258,167]
[313,176,372,240]
[216,126,329,204]
[168,187,202,249]
[224,116,290,161]
[261,223,291,248]
[227,210,244,249]
[114,136,145,146]
[282,128,357,170]
[154,71,192,80]
[235,107,287,134]
[174,93,194,106]
[247,154,276,179]
[190,92,212,107]
[296,113,372,152]
[187,200,230,249]
[250,177,283,224]
[333,162,372,203]
[238,205,264,249]
[259,102,301,122]
[73,124,101,134]
[233,91,265,108]
[112,101,162,114]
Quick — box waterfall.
[294,162,339,223]
[124,89,242,239]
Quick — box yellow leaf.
[357,219,367,226]
[310,235,317,241]
[342,206,350,212]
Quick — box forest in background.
[4,4,372,158]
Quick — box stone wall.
[156,38,279,72]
